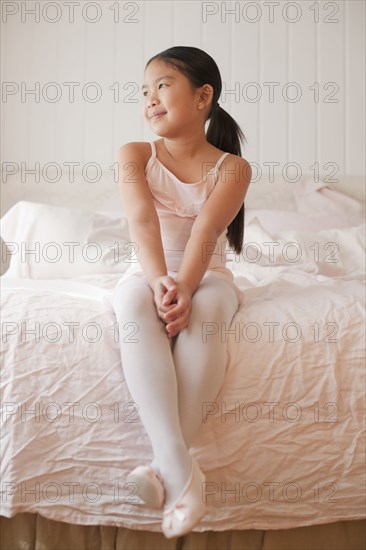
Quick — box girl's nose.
[147,97,159,109]
[145,101,159,119]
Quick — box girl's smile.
[150,111,167,120]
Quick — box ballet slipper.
[126,465,165,509]
[162,455,206,539]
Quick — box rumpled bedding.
[0,181,365,531]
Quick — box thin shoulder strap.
[216,152,230,170]
[150,141,157,158]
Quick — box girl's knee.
[192,278,238,321]
[112,280,154,317]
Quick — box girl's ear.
[197,84,214,111]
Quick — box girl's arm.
[176,156,252,295]
[117,143,168,288]
[176,226,220,296]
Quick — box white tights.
[112,272,240,508]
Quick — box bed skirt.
[1,514,365,550]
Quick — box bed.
[1,172,365,548]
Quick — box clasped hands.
[151,275,193,338]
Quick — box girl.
[112,46,251,539]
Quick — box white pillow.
[1,201,135,279]
[237,221,365,277]
[245,178,365,234]
[245,209,352,233]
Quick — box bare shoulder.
[117,141,152,169]
[221,153,252,184]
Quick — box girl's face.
[141,59,206,137]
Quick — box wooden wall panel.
[1,0,364,181]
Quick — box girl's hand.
[151,276,192,338]
[151,275,178,321]
[162,281,193,338]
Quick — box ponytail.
[206,105,247,254]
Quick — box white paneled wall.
[1,0,365,185]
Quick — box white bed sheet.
[1,219,365,531]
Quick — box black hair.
[145,46,249,255]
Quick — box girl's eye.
[143,83,167,96]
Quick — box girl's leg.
[175,276,240,446]
[112,276,192,508]
[151,275,239,466]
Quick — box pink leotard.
[113,140,243,305]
